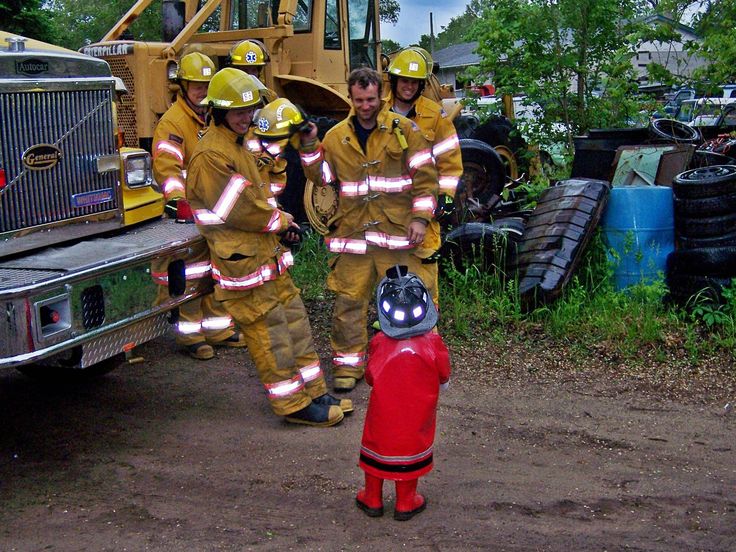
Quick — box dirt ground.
[1,301,735,552]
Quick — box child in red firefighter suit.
[356,266,451,521]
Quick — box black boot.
[284,402,344,427]
[313,393,354,413]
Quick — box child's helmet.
[376,265,437,339]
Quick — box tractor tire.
[453,139,506,224]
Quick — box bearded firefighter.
[298,67,439,393]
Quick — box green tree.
[468,0,646,148]
[1,0,58,43]
[417,0,489,52]
[45,0,163,50]
[379,0,400,24]
[689,0,736,84]
[381,38,401,54]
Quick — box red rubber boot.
[356,474,384,517]
[394,478,426,521]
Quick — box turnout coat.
[359,332,451,481]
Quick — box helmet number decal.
[409,62,419,72]
[242,91,254,102]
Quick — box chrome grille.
[0,88,119,232]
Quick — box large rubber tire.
[690,150,736,168]
[453,114,479,139]
[453,139,506,224]
[438,219,524,274]
[666,273,733,305]
[672,165,736,199]
[674,192,736,217]
[676,212,736,238]
[649,118,701,144]
[677,231,736,250]
[666,247,736,276]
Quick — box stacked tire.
[667,165,736,305]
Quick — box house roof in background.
[433,41,479,70]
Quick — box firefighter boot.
[333,377,358,393]
[356,474,384,517]
[186,342,215,360]
[284,401,344,427]
[313,393,354,414]
[211,331,248,348]
[394,479,426,521]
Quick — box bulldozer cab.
[83,0,380,150]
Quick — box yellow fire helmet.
[407,46,434,74]
[177,52,216,82]
[229,39,269,67]
[387,49,428,81]
[253,98,306,140]
[202,67,262,109]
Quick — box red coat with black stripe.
[359,331,451,481]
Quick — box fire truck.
[0,32,207,377]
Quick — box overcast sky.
[379,0,471,47]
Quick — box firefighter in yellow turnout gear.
[298,68,438,392]
[152,52,246,360]
[386,49,463,304]
[186,68,350,426]
[228,40,278,104]
[245,97,302,200]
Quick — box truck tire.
[438,219,524,274]
[672,165,736,199]
[674,192,736,217]
[666,273,733,305]
[649,118,701,144]
[454,139,506,224]
[666,247,736,276]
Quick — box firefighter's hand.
[280,221,303,246]
[407,219,428,245]
[164,198,180,219]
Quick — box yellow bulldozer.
[82,0,380,151]
[82,0,515,228]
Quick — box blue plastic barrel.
[600,186,674,290]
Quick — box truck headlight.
[122,151,153,188]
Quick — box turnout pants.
[221,273,328,416]
[154,240,235,347]
[327,247,417,380]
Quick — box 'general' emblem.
[245,51,258,64]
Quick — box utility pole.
[429,12,435,56]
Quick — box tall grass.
[291,223,736,364]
